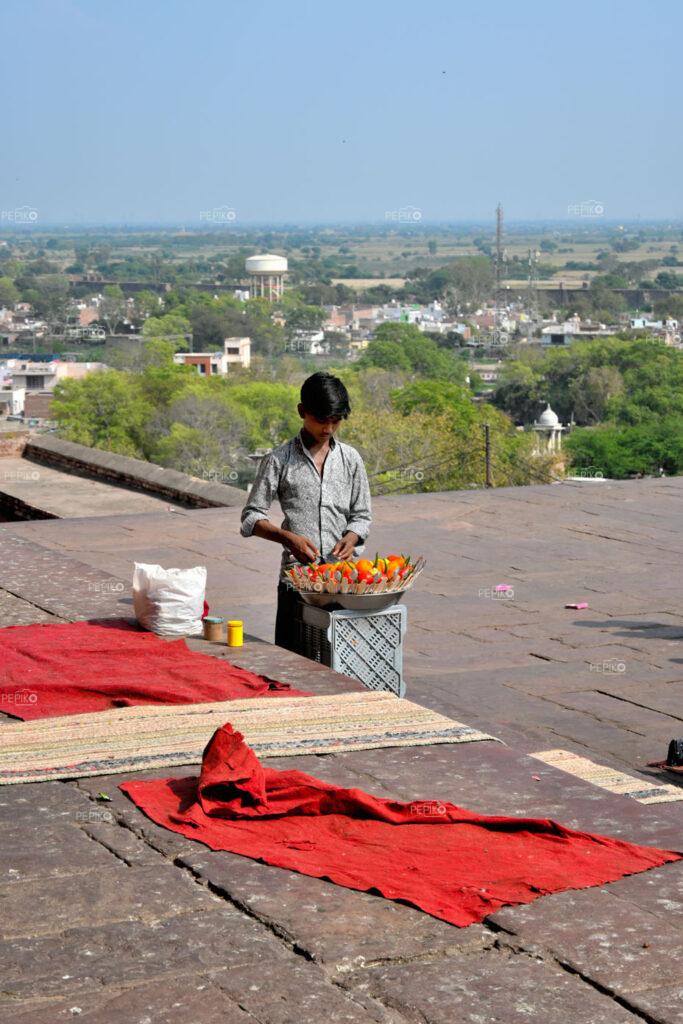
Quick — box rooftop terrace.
[0,472,681,1022]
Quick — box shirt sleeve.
[240,453,280,538]
[345,452,372,542]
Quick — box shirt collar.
[297,429,337,455]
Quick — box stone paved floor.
[0,477,681,1022]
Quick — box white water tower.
[245,253,288,301]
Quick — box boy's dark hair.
[300,372,351,419]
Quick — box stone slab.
[2,820,121,883]
[0,532,129,621]
[623,983,683,1024]
[544,689,682,737]
[213,959,389,1023]
[0,908,290,1000]
[0,588,64,628]
[179,846,494,972]
[0,781,101,822]
[0,976,253,1024]
[490,882,683,994]
[82,819,165,867]
[603,863,683,929]
[343,949,648,1024]
[75,774,208,862]
[0,863,223,939]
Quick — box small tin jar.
[202,617,225,642]
[227,620,243,646]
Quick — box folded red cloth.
[0,619,310,720]
[121,725,682,927]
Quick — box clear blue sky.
[3,0,682,225]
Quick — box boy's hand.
[331,532,359,561]
[285,532,320,565]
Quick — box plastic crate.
[294,603,407,697]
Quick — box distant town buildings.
[0,357,107,423]
[173,337,251,376]
[540,316,619,347]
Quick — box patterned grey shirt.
[240,431,372,569]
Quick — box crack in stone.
[533,693,653,738]
[351,935,498,971]
[487,921,668,1024]
[0,585,69,621]
[595,689,683,724]
[568,527,679,557]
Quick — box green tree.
[190,305,228,349]
[0,277,19,307]
[568,365,624,425]
[341,370,541,492]
[151,394,250,477]
[137,340,194,419]
[359,339,411,372]
[566,418,683,478]
[286,305,327,335]
[359,323,470,382]
[142,313,192,346]
[243,298,286,359]
[131,290,161,325]
[491,361,543,424]
[226,381,301,447]
[373,322,423,344]
[99,284,127,336]
[655,270,683,289]
[653,295,683,320]
[51,370,144,455]
[30,275,70,323]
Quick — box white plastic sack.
[132,562,207,637]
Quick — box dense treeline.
[2,228,682,485]
[49,327,548,493]
[492,337,683,477]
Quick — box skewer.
[328,570,340,594]
[284,556,425,597]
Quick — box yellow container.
[227,620,243,646]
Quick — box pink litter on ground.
[494,585,512,592]
[565,603,588,609]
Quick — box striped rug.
[0,692,496,784]
[529,749,683,804]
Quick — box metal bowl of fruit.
[283,555,424,611]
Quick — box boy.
[240,371,372,651]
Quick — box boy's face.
[298,403,342,445]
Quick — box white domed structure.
[245,253,288,301]
[537,404,560,427]
[533,403,564,454]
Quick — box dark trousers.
[275,580,303,652]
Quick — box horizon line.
[2,219,683,234]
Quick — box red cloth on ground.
[0,620,310,721]
[120,724,682,928]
